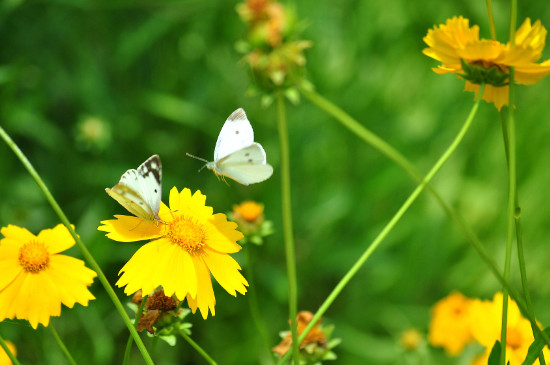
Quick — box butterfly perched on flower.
[105,154,162,222]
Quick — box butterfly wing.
[105,155,162,221]
[214,108,254,161]
[136,154,162,218]
[214,143,273,185]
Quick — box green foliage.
[2,0,550,364]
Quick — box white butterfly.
[105,154,162,222]
[188,108,273,185]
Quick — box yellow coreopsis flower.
[98,187,249,319]
[0,224,97,329]
[423,16,550,110]
[468,292,550,365]
[428,291,474,355]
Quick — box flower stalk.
[0,335,19,365]
[276,92,300,364]
[0,126,154,365]
[123,295,148,365]
[177,327,218,365]
[50,323,77,365]
[277,86,485,365]
[298,85,550,350]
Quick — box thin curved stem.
[177,327,218,365]
[123,295,148,365]
[50,323,78,365]
[277,86,485,365]
[0,127,154,365]
[500,109,546,365]
[0,334,20,365]
[276,92,300,364]
[485,0,497,40]
[298,85,550,351]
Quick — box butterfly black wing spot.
[235,130,240,135]
[245,153,250,157]
[154,189,158,193]
[139,202,144,205]
[248,158,253,163]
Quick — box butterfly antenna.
[186,153,209,163]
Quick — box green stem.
[0,127,154,365]
[276,92,300,364]
[277,86,485,365]
[50,323,78,365]
[0,334,20,365]
[176,327,218,365]
[509,0,517,43]
[245,246,275,363]
[485,0,497,40]
[499,110,546,364]
[123,295,148,365]
[298,85,550,351]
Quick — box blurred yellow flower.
[233,201,264,223]
[98,187,249,319]
[468,292,549,365]
[428,291,474,355]
[0,340,16,365]
[423,16,550,110]
[0,224,96,329]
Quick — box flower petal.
[98,215,164,242]
[117,239,198,299]
[37,224,75,254]
[0,225,35,243]
[205,214,243,253]
[202,249,248,296]
[46,255,96,307]
[188,256,215,319]
[464,82,509,111]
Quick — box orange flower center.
[18,240,50,273]
[235,201,264,222]
[506,328,523,350]
[166,215,206,254]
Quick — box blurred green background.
[2,0,550,364]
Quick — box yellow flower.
[98,187,249,319]
[233,201,264,223]
[428,291,474,355]
[0,340,16,365]
[0,224,97,329]
[468,292,549,365]
[423,16,550,110]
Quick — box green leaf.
[522,327,550,365]
[488,341,501,365]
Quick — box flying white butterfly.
[105,154,162,222]
[187,108,273,185]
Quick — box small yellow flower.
[233,201,264,223]
[428,291,474,355]
[0,340,16,365]
[423,16,550,110]
[231,200,273,245]
[98,187,249,319]
[0,224,97,329]
[468,292,550,365]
